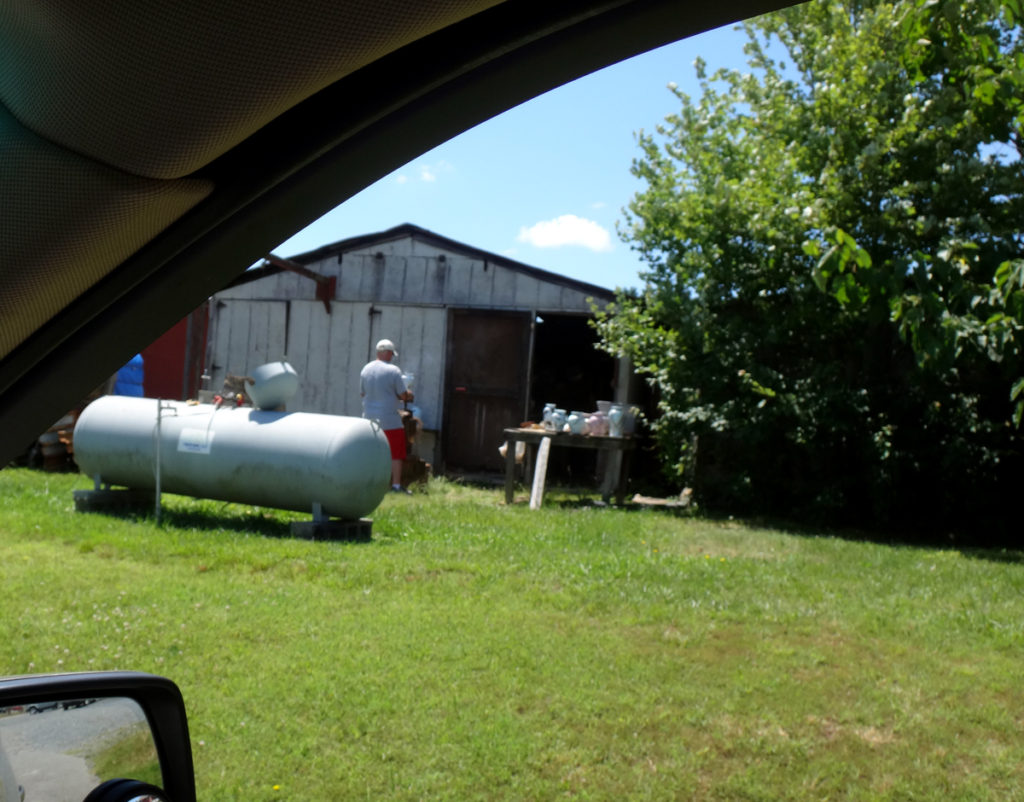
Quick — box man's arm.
[393,370,412,402]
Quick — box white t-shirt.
[360,359,405,430]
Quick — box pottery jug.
[608,403,625,437]
[623,405,639,435]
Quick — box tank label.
[178,428,215,455]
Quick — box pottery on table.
[608,403,625,437]
[567,410,588,435]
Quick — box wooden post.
[529,436,552,510]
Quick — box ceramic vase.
[608,403,624,437]
[542,402,556,430]
[568,411,588,435]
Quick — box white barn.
[205,224,627,473]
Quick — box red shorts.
[384,427,406,461]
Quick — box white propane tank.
[247,361,299,410]
[74,396,391,519]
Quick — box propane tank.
[74,396,391,519]
[248,360,299,410]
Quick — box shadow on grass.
[551,495,695,516]
[162,507,297,538]
[78,503,294,538]
[84,502,378,543]
[510,481,1024,565]
[692,508,1024,565]
[959,547,1024,565]
[502,482,698,516]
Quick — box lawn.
[2,467,1022,800]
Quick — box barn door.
[443,310,530,472]
[207,299,288,394]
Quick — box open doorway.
[528,313,618,485]
[529,313,616,420]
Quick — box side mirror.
[0,672,195,802]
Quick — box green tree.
[596,0,1023,538]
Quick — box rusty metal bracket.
[263,253,336,314]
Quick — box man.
[360,338,414,494]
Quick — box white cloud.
[591,201,607,210]
[517,214,613,253]
[394,174,409,184]
[406,159,452,183]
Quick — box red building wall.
[142,303,209,400]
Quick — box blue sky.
[273,21,756,292]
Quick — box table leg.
[600,450,620,503]
[615,448,632,506]
[504,437,516,504]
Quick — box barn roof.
[229,222,615,302]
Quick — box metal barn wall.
[320,237,601,313]
[207,299,287,396]
[207,298,446,431]
[207,230,612,468]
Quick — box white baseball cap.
[376,338,397,356]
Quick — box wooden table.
[503,427,635,505]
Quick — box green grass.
[2,467,1023,800]
[89,723,162,787]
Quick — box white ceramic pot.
[608,403,625,437]
[567,411,588,435]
